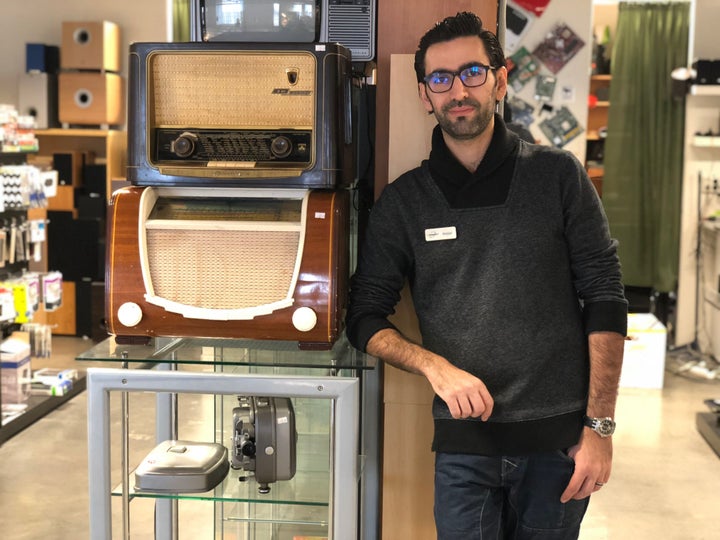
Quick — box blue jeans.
[434,451,589,540]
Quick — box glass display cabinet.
[78,335,379,540]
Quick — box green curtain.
[601,2,689,293]
[173,0,191,42]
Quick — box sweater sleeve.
[559,152,628,336]
[346,182,414,352]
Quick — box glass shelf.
[77,334,376,371]
[115,462,330,508]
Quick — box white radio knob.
[292,307,317,332]
[117,302,143,327]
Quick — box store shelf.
[34,128,126,199]
[0,376,86,444]
[690,85,720,96]
[693,135,720,147]
[115,440,330,509]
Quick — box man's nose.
[447,76,469,99]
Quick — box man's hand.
[424,358,494,420]
[365,328,493,420]
[560,429,613,503]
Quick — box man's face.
[418,36,508,141]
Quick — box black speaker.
[53,151,87,186]
[76,278,108,341]
[48,212,104,282]
[82,163,107,196]
[75,189,106,220]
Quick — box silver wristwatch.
[583,416,616,437]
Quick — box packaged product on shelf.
[0,334,32,404]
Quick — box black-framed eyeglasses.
[423,63,497,93]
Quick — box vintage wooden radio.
[126,42,355,188]
[105,186,349,348]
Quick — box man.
[346,12,627,540]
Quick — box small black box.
[694,59,720,85]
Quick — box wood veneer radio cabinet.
[379,0,496,528]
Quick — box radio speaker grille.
[146,229,300,310]
[151,53,315,128]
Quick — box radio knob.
[270,136,292,158]
[117,302,143,327]
[292,307,317,332]
[171,132,198,158]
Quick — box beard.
[433,97,495,141]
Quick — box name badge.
[425,226,457,242]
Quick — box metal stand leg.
[87,370,114,540]
[155,361,178,540]
[121,355,130,539]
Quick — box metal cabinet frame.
[86,366,363,539]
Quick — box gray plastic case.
[134,440,229,493]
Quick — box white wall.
[676,0,720,348]
[0,0,171,105]
[689,0,720,61]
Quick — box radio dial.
[171,132,198,158]
[270,136,292,159]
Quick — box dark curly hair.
[414,12,506,84]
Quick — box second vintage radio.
[105,186,349,348]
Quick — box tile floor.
[0,337,719,539]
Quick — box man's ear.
[495,66,509,102]
[418,82,434,114]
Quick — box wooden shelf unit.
[34,129,126,201]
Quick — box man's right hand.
[365,328,493,421]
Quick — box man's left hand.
[560,429,612,503]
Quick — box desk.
[79,336,378,539]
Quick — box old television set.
[190,0,376,62]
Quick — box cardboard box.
[620,313,667,389]
[1,337,32,403]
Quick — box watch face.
[597,418,615,436]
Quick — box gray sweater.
[347,130,627,454]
